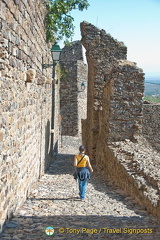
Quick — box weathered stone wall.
[81,21,160,218]
[142,103,160,151]
[60,41,87,137]
[97,139,160,218]
[0,0,60,231]
[80,21,127,158]
[105,60,144,142]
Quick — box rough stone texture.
[80,21,128,159]
[80,21,160,218]
[1,140,160,239]
[96,137,160,218]
[0,0,60,232]
[1,2,160,236]
[60,41,87,137]
[142,103,160,151]
[100,60,144,143]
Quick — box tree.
[45,0,89,42]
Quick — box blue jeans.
[78,178,87,199]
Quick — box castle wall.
[60,41,87,137]
[0,0,60,231]
[106,61,144,142]
[80,21,127,158]
[96,60,144,166]
[142,103,160,151]
[98,140,160,218]
[0,0,160,231]
[80,21,160,218]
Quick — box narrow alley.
[1,1,160,239]
[1,137,160,240]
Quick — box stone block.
[26,69,36,83]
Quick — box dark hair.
[79,145,86,153]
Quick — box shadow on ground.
[43,154,159,220]
[1,154,159,239]
[1,215,160,240]
[47,153,75,175]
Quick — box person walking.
[74,145,93,200]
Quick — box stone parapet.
[96,138,160,218]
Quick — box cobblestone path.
[1,137,160,239]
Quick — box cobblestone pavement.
[1,137,160,239]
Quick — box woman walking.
[74,145,93,200]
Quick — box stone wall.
[142,103,160,151]
[0,0,60,231]
[104,60,144,142]
[80,21,128,159]
[60,41,87,137]
[98,139,160,218]
[81,21,160,218]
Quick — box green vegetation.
[143,96,160,103]
[45,0,89,42]
[144,80,160,103]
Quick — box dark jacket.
[77,167,90,181]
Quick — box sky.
[63,0,160,77]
